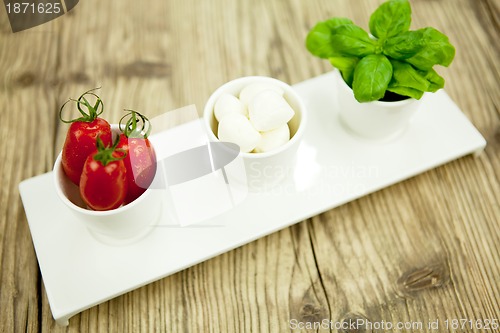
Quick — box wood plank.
[0,0,498,332]
[0,7,60,329]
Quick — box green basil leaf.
[329,56,359,86]
[390,60,430,92]
[369,0,411,39]
[352,54,393,102]
[387,86,424,99]
[330,24,377,57]
[306,18,354,58]
[406,27,456,70]
[323,17,354,30]
[383,30,424,60]
[419,68,445,92]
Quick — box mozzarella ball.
[253,124,290,153]
[248,90,295,132]
[217,114,261,153]
[239,83,284,106]
[214,93,247,121]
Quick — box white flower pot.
[335,70,425,140]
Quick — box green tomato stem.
[93,136,126,166]
[119,109,152,139]
[59,87,104,124]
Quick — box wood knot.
[489,125,500,150]
[397,262,449,297]
[121,60,171,78]
[16,72,36,87]
[69,72,90,84]
[339,312,373,333]
[299,303,324,323]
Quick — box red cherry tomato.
[60,89,112,185]
[80,141,127,211]
[117,111,157,204]
[62,118,112,185]
[117,134,157,204]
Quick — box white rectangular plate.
[19,72,486,325]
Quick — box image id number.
[445,319,499,330]
[6,2,61,14]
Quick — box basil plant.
[306,0,455,102]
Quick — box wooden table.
[1,0,498,331]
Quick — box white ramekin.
[203,76,307,191]
[53,126,163,245]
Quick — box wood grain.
[0,0,498,332]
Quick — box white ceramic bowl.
[203,76,307,191]
[53,126,163,245]
[335,70,425,140]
